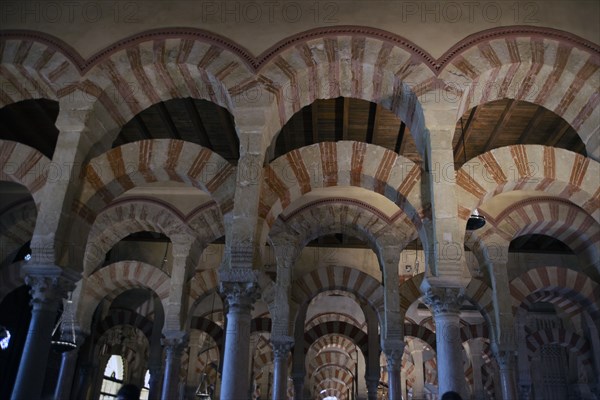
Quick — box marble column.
[160,331,188,400]
[469,341,485,400]
[365,376,378,400]
[148,363,163,400]
[495,350,518,400]
[220,280,259,400]
[11,267,77,400]
[271,336,293,400]
[292,372,305,400]
[53,328,86,400]
[400,369,408,400]
[412,349,425,400]
[384,345,404,400]
[424,288,466,398]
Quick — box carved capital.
[423,287,464,315]
[494,349,516,371]
[219,281,260,310]
[383,345,405,371]
[271,335,294,360]
[23,266,79,309]
[161,331,188,354]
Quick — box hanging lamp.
[460,117,486,231]
[51,292,77,352]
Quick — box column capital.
[383,344,405,371]
[22,265,79,307]
[422,287,464,315]
[271,335,294,359]
[161,331,188,351]
[219,280,260,309]
[493,349,516,371]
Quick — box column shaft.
[271,337,293,400]
[160,333,187,400]
[292,374,304,400]
[54,350,78,400]
[497,352,518,400]
[412,350,425,400]
[384,348,403,400]
[220,281,258,400]
[365,377,378,400]
[435,312,465,396]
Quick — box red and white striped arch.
[260,141,423,235]
[291,265,385,318]
[467,197,599,274]
[80,30,255,144]
[306,312,365,333]
[270,197,418,255]
[75,140,235,224]
[78,260,170,332]
[404,322,436,350]
[526,327,594,374]
[307,349,356,378]
[96,309,154,339]
[84,198,190,275]
[510,266,600,319]
[304,321,369,357]
[0,140,51,208]
[256,28,435,153]
[0,34,80,106]
[457,146,600,226]
[438,28,600,158]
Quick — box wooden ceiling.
[273,97,585,167]
[114,98,240,164]
[0,99,59,159]
[271,97,420,163]
[452,99,584,168]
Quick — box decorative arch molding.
[186,269,220,321]
[306,312,365,333]
[456,146,600,226]
[0,199,36,267]
[75,140,235,222]
[260,141,424,238]
[84,197,224,276]
[84,198,189,275]
[510,266,600,319]
[78,260,170,332]
[312,365,354,389]
[292,265,385,319]
[270,197,418,254]
[0,33,80,106]
[0,140,50,207]
[525,327,594,373]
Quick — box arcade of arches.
[0,2,599,400]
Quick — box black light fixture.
[460,117,486,231]
[51,292,77,353]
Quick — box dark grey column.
[11,266,78,400]
[160,331,188,400]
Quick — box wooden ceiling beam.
[365,103,379,144]
[395,121,406,155]
[311,102,319,144]
[453,106,479,161]
[217,107,239,159]
[547,120,571,147]
[157,102,181,140]
[482,99,517,153]
[184,99,212,148]
[133,115,152,140]
[516,106,545,144]
[342,97,349,141]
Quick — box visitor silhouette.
[116,384,141,400]
[441,391,463,400]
